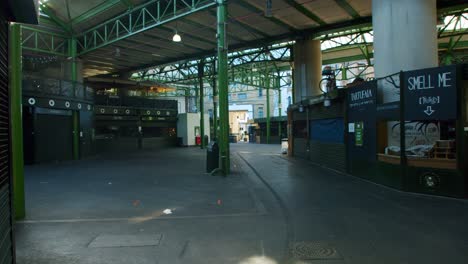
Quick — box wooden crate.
[435,140,455,149]
[431,140,456,159]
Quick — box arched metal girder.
[134,44,292,83]
[75,0,217,56]
[20,7,468,80]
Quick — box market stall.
[346,64,467,197]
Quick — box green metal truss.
[75,0,217,56]
[20,7,468,76]
[133,44,292,85]
[72,0,127,25]
[21,25,69,56]
[334,0,361,19]
[130,12,468,94]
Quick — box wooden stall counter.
[377,154,457,170]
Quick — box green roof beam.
[125,36,193,55]
[118,18,373,74]
[20,25,69,56]
[322,53,374,65]
[283,0,326,25]
[76,0,216,55]
[159,26,216,45]
[37,16,70,34]
[120,0,134,9]
[209,10,269,38]
[71,0,122,25]
[39,5,72,33]
[334,0,361,19]
[180,18,245,43]
[140,32,206,52]
[236,0,298,31]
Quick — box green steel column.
[341,65,347,81]
[195,83,199,111]
[185,88,190,112]
[9,23,25,219]
[198,61,205,148]
[69,37,80,160]
[217,0,229,174]
[266,70,271,144]
[442,51,453,65]
[277,75,282,139]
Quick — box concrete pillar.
[373,0,438,79]
[373,0,439,149]
[293,38,322,101]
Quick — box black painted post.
[399,71,407,191]
[344,90,349,174]
[455,65,466,195]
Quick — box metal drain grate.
[89,234,162,248]
[290,242,341,260]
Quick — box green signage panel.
[355,122,364,146]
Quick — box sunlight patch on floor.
[238,256,277,264]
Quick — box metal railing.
[23,75,94,101]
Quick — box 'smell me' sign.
[404,65,457,120]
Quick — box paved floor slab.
[15,144,468,264]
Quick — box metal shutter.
[0,14,14,264]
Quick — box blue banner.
[310,118,344,143]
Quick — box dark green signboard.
[403,65,457,120]
[355,122,364,146]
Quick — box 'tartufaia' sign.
[348,81,376,110]
[404,65,457,120]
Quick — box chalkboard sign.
[403,65,457,120]
[347,81,377,122]
[346,81,377,162]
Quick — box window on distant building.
[258,107,264,118]
[238,93,247,99]
[258,88,263,97]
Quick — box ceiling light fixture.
[172,22,182,42]
[172,31,182,42]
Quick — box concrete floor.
[16,144,468,264]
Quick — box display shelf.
[377,154,457,169]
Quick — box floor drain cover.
[290,242,341,260]
[88,234,162,248]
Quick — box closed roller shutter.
[0,14,14,264]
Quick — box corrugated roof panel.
[141,27,215,51]
[273,12,319,30]
[46,0,108,21]
[347,0,372,16]
[188,10,257,42]
[231,2,291,36]
[74,4,128,32]
[301,0,353,24]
